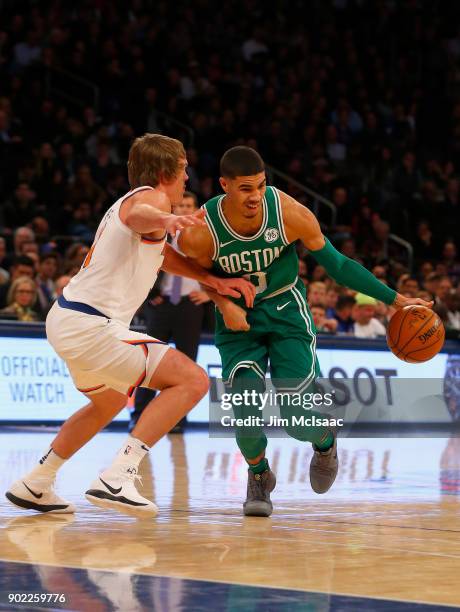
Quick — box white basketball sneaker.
[85,466,158,518]
[5,478,76,514]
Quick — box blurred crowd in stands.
[0,0,459,337]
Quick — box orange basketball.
[387,305,445,363]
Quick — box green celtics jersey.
[204,186,298,304]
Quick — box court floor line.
[144,520,460,560]
[0,556,458,610]
[166,507,460,534]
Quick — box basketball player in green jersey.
[179,146,433,517]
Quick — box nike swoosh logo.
[220,240,237,248]
[276,301,291,311]
[99,477,122,495]
[23,482,43,499]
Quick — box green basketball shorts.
[215,278,320,392]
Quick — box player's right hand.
[164,209,207,237]
[393,293,434,309]
[212,276,256,308]
[221,302,250,332]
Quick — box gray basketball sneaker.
[310,435,338,494]
[243,466,276,517]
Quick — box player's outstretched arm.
[161,242,254,307]
[170,226,255,309]
[121,190,207,236]
[279,190,433,310]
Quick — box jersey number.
[243,271,267,295]
[82,225,106,269]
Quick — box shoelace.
[124,471,143,487]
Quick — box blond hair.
[127,133,185,189]
[7,276,37,306]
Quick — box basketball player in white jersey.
[5,134,255,517]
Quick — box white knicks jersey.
[63,186,166,327]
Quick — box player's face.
[165,158,188,205]
[220,172,266,218]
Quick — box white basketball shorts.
[46,301,170,396]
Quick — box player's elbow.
[126,205,164,234]
[125,210,144,233]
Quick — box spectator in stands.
[325,287,339,318]
[54,274,71,298]
[13,30,41,68]
[331,186,353,236]
[36,252,58,315]
[0,276,39,321]
[312,264,327,282]
[340,238,356,259]
[441,240,460,284]
[66,164,105,209]
[441,178,459,237]
[2,183,36,229]
[67,201,95,242]
[433,302,454,336]
[30,216,50,245]
[372,265,388,282]
[0,237,9,284]
[0,255,35,308]
[307,281,327,308]
[393,151,422,204]
[362,218,390,263]
[375,301,392,328]
[446,293,460,331]
[399,276,419,297]
[424,272,441,299]
[298,259,308,288]
[435,275,453,308]
[333,295,355,333]
[419,261,434,285]
[9,226,35,261]
[64,243,89,271]
[413,221,437,262]
[310,304,338,333]
[20,240,39,258]
[352,293,386,339]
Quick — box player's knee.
[188,365,209,402]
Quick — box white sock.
[24,448,66,483]
[104,436,150,476]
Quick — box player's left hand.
[393,293,434,309]
[165,208,207,237]
[211,277,256,308]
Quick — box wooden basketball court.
[0,430,459,610]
